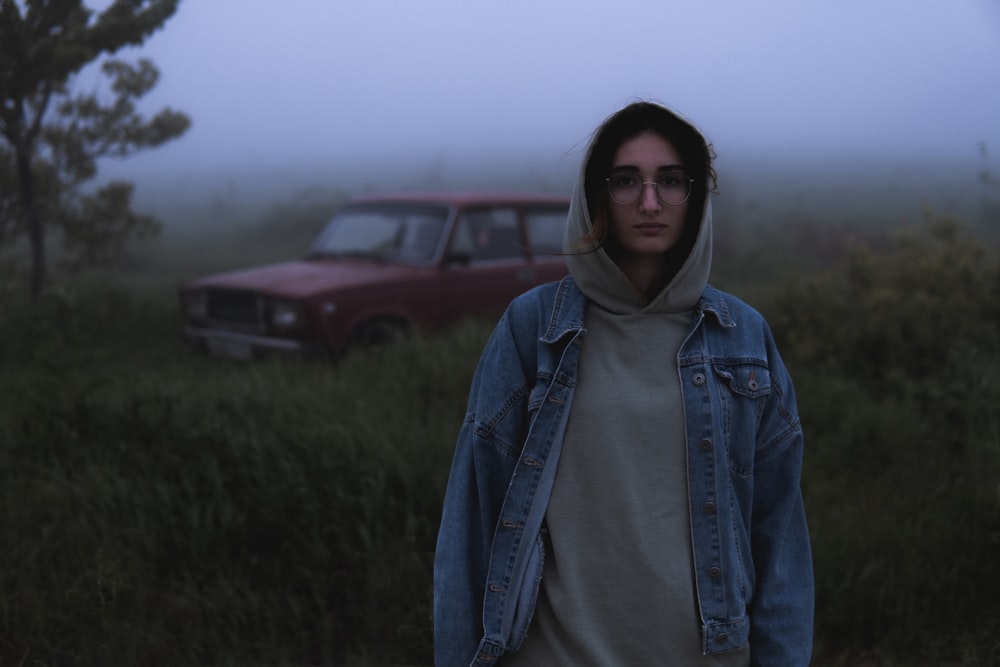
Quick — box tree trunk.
[15,141,45,300]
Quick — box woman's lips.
[635,223,667,233]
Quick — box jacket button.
[704,501,717,514]
[716,633,729,645]
[693,372,706,385]
[699,439,712,451]
[708,566,721,578]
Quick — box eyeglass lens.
[607,172,692,206]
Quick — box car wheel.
[348,318,409,349]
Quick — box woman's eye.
[660,170,690,187]
[612,175,637,187]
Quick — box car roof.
[345,191,570,207]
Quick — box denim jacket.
[434,276,813,666]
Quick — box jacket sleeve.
[748,324,815,667]
[433,308,534,667]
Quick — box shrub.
[765,213,1000,662]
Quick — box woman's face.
[605,130,689,265]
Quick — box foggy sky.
[85,0,1000,187]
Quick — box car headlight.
[269,299,304,330]
[183,290,208,321]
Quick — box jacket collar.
[541,276,587,344]
[698,285,737,328]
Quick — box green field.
[1,180,998,665]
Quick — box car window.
[396,217,446,262]
[450,208,522,262]
[308,205,448,263]
[524,208,566,255]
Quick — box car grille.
[206,288,264,329]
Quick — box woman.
[434,101,813,666]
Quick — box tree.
[0,0,190,298]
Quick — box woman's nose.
[638,182,661,211]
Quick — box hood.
[185,259,430,299]
[563,104,713,315]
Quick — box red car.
[179,191,570,360]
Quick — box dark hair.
[580,101,717,253]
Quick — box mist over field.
[70,0,998,236]
[116,151,995,242]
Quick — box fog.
[83,0,1000,212]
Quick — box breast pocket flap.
[712,362,771,398]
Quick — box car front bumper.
[183,325,327,361]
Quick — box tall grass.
[0,284,488,665]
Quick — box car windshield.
[307,204,450,264]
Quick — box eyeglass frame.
[604,172,695,207]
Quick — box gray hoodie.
[506,110,749,666]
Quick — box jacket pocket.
[711,361,770,475]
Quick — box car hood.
[185,259,431,299]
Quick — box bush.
[765,213,1000,663]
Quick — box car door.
[441,206,535,320]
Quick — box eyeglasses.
[605,170,694,206]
